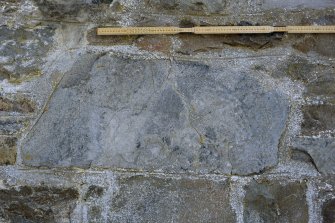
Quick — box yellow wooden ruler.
[97,26,335,35]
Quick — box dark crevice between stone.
[92,0,113,4]
[230,164,276,177]
[176,32,284,55]
[291,148,320,173]
[179,19,196,28]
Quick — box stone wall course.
[0,0,334,222]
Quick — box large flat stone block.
[23,53,289,175]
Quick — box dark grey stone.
[0,185,79,223]
[243,179,309,223]
[291,137,335,174]
[322,199,335,223]
[145,0,227,14]
[301,105,335,136]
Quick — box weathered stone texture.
[22,54,289,175]
[261,0,335,9]
[293,35,335,58]
[144,0,228,15]
[111,175,235,222]
[0,185,79,222]
[0,137,16,165]
[322,199,335,223]
[272,57,335,94]
[0,118,24,135]
[176,32,284,55]
[0,25,55,82]
[291,138,335,174]
[301,105,335,136]
[87,27,284,54]
[243,179,309,223]
[290,104,335,174]
[1,0,335,222]
[314,177,335,223]
[0,96,35,113]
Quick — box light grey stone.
[22,53,289,175]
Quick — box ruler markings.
[97,26,335,35]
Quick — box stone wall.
[0,0,335,222]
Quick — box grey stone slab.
[291,137,335,174]
[22,53,289,175]
[173,61,289,174]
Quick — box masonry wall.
[0,0,335,222]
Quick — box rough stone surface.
[291,137,335,174]
[0,137,16,165]
[111,175,235,222]
[261,0,335,9]
[0,117,27,135]
[290,103,335,175]
[0,95,35,113]
[1,0,335,222]
[0,185,79,223]
[322,199,335,223]
[301,105,335,136]
[243,179,309,223]
[22,55,289,175]
[293,35,335,58]
[0,25,55,82]
[144,0,229,15]
[176,32,284,54]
